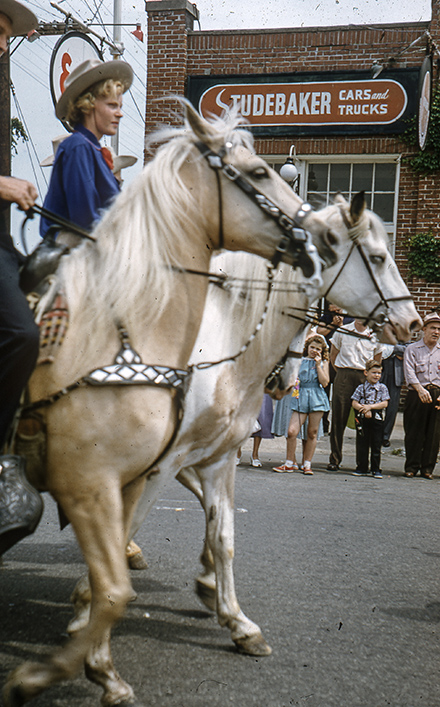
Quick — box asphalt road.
[1,414,439,707]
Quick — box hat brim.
[40,154,55,167]
[1,0,38,35]
[56,61,133,121]
[113,155,137,172]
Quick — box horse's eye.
[252,166,269,179]
[370,254,385,265]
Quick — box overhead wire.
[10,82,48,197]
[9,0,147,193]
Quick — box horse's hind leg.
[4,474,141,707]
[200,455,272,656]
[177,467,216,611]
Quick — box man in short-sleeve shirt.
[327,319,384,470]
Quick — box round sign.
[50,31,102,130]
[418,55,432,151]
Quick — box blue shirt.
[40,124,120,238]
[352,381,390,405]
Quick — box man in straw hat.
[403,311,440,479]
[40,57,133,239]
[0,0,43,555]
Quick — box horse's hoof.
[3,681,27,707]
[195,578,216,612]
[234,633,272,656]
[128,551,148,570]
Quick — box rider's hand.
[0,176,38,210]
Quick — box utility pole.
[0,50,11,233]
[111,0,122,154]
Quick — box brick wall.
[145,0,440,317]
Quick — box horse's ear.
[333,192,348,207]
[184,101,217,144]
[350,191,366,223]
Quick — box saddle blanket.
[37,293,69,365]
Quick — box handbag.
[347,407,365,436]
[346,406,356,429]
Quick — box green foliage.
[11,117,28,155]
[402,89,440,174]
[407,231,440,282]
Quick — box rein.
[21,204,96,255]
[190,264,275,371]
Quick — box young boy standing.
[351,360,390,478]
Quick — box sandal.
[272,463,299,473]
[250,456,262,468]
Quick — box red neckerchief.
[73,131,114,172]
[100,147,114,171]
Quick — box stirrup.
[0,455,44,556]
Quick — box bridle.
[321,205,414,331]
[194,140,323,287]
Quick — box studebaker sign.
[187,69,419,136]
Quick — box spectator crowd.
[246,307,440,480]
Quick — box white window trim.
[262,153,401,255]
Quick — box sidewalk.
[239,411,411,478]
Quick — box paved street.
[1,413,439,707]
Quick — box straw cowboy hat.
[56,58,133,122]
[0,0,37,35]
[107,146,137,173]
[41,135,138,175]
[40,134,68,167]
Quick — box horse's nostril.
[410,318,422,332]
[326,231,338,247]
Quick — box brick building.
[145,0,440,317]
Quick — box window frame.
[263,153,401,254]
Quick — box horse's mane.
[190,250,307,364]
[58,101,255,346]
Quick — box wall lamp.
[280,145,299,183]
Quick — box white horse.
[68,193,421,666]
[4,102,348,707]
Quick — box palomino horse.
[67,194,421,671]
[128,193,421,653]
[3,102,346,707]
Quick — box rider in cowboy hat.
[0,0,43,555]
[40,57,133,239]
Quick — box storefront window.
[266,156,398,251]
[306,161,396,226]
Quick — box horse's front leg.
[3,472,143,707]
[82,473,147,707]
[200,455,272,656]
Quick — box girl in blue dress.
[273,335,329,475]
